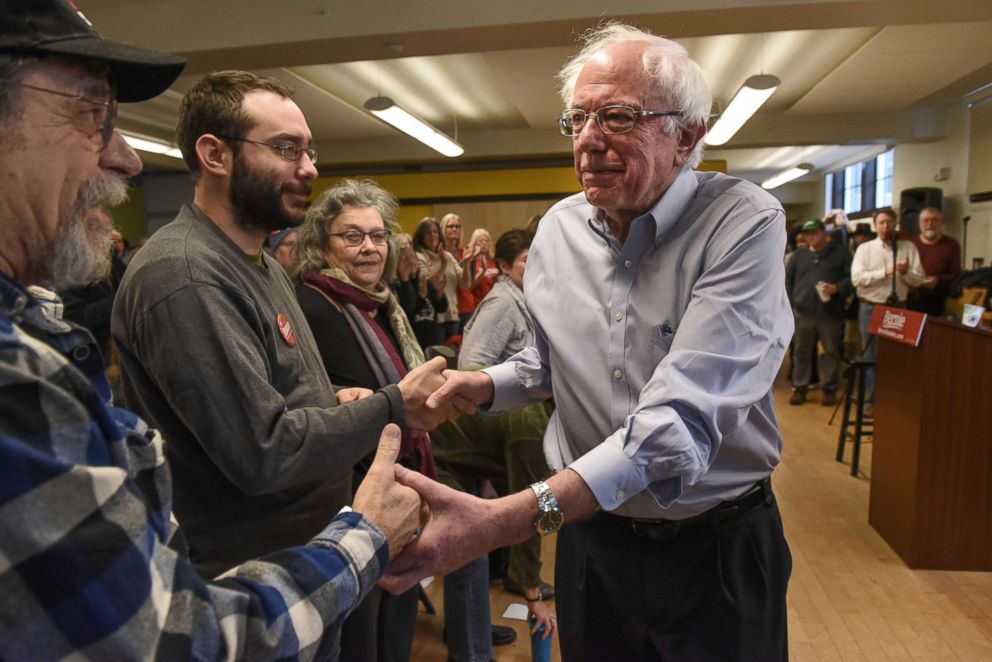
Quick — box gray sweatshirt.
[112,204,403,577]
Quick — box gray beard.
[923,229,939,241]
[48,175,128,290]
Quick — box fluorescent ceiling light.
[364,96,464,158]
[762,163,814,190]
[120,131,183,159]
[705,74,780,146]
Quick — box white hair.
[48,175,128,290]
[558,23,712,168]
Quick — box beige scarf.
[317,267,425,370]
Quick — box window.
[824,148,894,214]
[843,161,863,213]
[875,149,893,208]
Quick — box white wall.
[885,102,992,267]
[891,104,970,241]
[963,201,992,269]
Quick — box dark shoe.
[789,389,806,405]
[502,575,555,601]
[821,390,838,406]
[492,624,517,646]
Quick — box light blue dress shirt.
[483,166,794,519]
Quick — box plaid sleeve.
[0,424,388,660]
[0,317,388,661]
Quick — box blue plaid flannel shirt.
[0,273,388,660]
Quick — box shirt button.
[616,490,624,501]
[624,260,633,268]
[613,369,623,380]
[72,346,90,361]
[615,311,623,322]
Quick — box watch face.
[537,509,564,534]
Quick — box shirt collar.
[0,271,32,319]
[587,165,699,248]
[189,203,270,269]
[645,165,699,245]
[0,272,74,336]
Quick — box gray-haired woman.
[294,178,435,662]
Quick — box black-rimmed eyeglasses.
[5,81,117,148]
[216,135,318,164]
[558,105,681,137]
[330,229,392,247]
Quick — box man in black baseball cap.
[0,0,186,101]
[0,0,186,292]
[0,2,424,659]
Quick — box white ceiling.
[86,0,992,186]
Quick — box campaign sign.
[868,305,926,347]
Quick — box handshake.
[349,359,503,581]
[334,356,494,431]
[396,356,495,432]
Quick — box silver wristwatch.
[530,481,564,536]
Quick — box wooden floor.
[410,372,992,661]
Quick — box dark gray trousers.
[793,310,844,391]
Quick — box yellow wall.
[312,166,580,201]
[311,159,726,234]
[110,186,146,242]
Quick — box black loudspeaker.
[898,187,942,236]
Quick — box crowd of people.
[785,206,961,412]
[9,2,968,661]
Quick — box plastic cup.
[816,281,832,303]
[530,616,552,662]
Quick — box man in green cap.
[785,219,852,405]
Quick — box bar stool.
[836,357,874,477]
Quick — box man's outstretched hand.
[378,464,525,594]
[399,361,496,431]
[397,357,457,431]
[352,424,423,560]
[424,368,495,416]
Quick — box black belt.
[612,478,773,542]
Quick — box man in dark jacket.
[785,219,852,406]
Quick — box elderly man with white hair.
[382,23,795,661]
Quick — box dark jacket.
[785,242,852,317]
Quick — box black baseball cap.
[0,0,186,102]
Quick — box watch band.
[530,481,564,536]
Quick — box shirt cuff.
[377,384,406,430]
[309,511,389,591]
[481,362,531,412]
[567,438,650,512]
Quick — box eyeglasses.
[558,105,681,137]
[330,229,392,247]
[6,81,117,148]
[216,135,318,164]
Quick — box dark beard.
[229,154,310,234]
